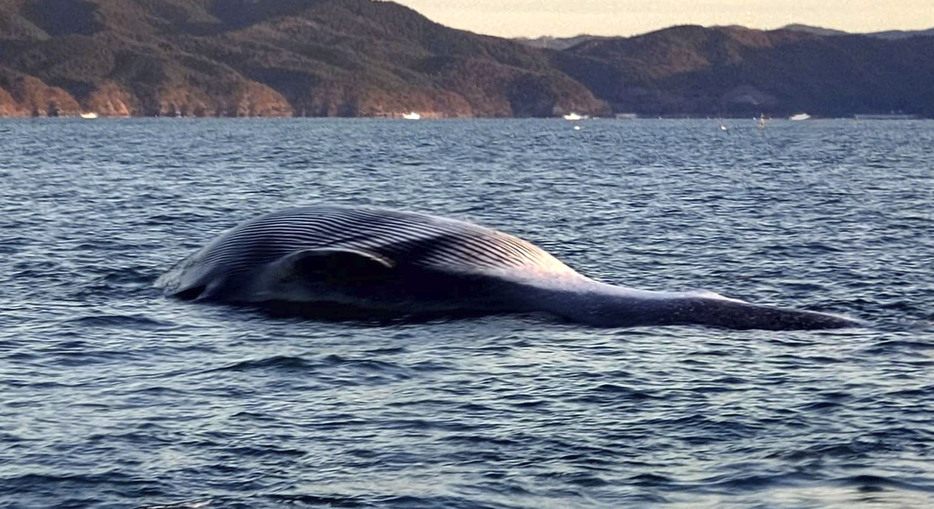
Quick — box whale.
[157,206,861,330]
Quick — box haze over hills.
[516,25,934,47]
[779,24,934,40]
[551,25,934,118]
[0,0,932,118]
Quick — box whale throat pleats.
[202,206,572,274]
[158,206,581,302]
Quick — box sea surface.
[1,118,933,508]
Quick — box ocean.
[1,118,932,508]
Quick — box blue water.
[1,118,933,508]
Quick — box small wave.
[509,398,548,408]
[216,355,314,372]
[320,353,398,371]
[3,471,153,498]
[799,400,846,412]
[834,473,934,493]
[215,354,412,377]
[266,493,370,507]
[570,383,657,403]
[409,360,454,372]
[144,211,213,225]
[768,439,887,462]
[323,354,416,381]
[537,471,610,487]
[229,410,278,422]
[75,267,163,298]
[861,337,934,356]
[691,375,750,393]
[440,433,519,448]
[138,500,213,509]
[628,472,674,487]
[362,346,406,355]
[593,382,656,396]
[0,432,24,443]
[886,385,934,398]
[74,240,137,251]
[704,471,804,490]
[221,445,306,459]
[646,413,763,442]
[62,314,172,329]
[96,266,160,285]
[128,385,188,396]
[0,235,30,254]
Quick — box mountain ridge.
[514,24,934,49]
[551,24,934,117]
[0,0,607,117]
[0,1,932,118]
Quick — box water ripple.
[1,119,932,508]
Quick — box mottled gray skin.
[157,206,861,330]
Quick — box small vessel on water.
[402,112,421,120]
[562,112,583,121]
[789,113,811,121]
[80,112,99,119]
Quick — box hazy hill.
[513,35,603,51]
[780,24,934,40]
[550,25,934,117]
[515,25,934,49]
[867,28,934,40]
[778,24,849,37]
[0,0,606,117]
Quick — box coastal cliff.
[0,0,606,117]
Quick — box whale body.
[157,206,860,330]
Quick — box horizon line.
[480,23,934,40]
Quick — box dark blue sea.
[1,118,933,508]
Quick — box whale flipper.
[273,248,396,285]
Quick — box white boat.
[563,112,583,121]
[80,112,99,119]
[789,113,811,121]
[402,112,421,120]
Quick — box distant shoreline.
[1,114,928,120]
[2,0,932,122]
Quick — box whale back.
[157,206,580,300]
